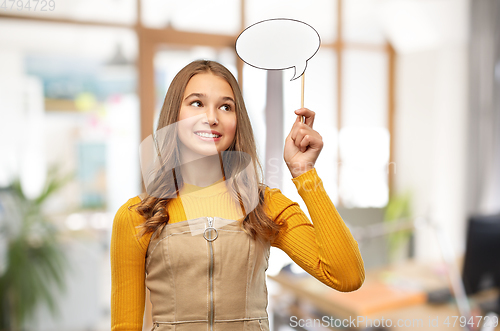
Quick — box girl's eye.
[191,101,202,107]
[220,104,231,111]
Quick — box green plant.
[0,165,75,331]
[384,189,413,264]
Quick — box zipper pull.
[204,217,218,241]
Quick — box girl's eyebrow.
[184,93,235,104]
[221,96,236,104]
[184,93,205,101]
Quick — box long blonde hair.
[130,60,284,242]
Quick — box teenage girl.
[110,60,365,331]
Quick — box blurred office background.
[0,0,499,330]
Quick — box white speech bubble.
[236,18,321,81]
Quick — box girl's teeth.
[196,132,221,138]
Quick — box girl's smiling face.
[177,72,237,158]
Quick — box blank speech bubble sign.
[236,18,321,81]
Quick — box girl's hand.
[284,108,324,178]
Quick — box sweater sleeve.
[267,168,365,292]
[110,199,148,331]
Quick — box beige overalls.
[145,216,271,331]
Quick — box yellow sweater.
[110,168,365,331]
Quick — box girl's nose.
[205,106,219,125]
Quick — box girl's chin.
[191,138,224,151]
[179,138,230,156]
[191,147,220,156]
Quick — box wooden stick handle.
[300,73,305,123]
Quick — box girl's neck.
[180,153,225,187]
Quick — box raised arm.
[110,200,148,331]
[268,168,365,292]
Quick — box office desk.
[268,260,499,331]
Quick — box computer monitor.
[462,213,500,314]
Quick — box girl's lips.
[194,132,222,141]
